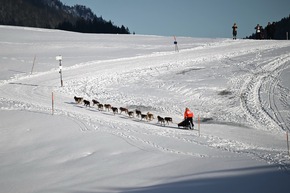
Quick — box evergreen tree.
[0,0,130,34]
[246,14,290,40]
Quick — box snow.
[0,25,290,193]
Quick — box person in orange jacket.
[178,107,194,129]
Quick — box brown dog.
[104,104,112,111]
[92,99,100,106]
[147,112,154,121]
[119,107,128,114]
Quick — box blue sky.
[61,0,290,38]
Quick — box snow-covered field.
[0,25,290,193]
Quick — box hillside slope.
[0,26,290,193]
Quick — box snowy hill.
[0,25,290,193]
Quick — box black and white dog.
[74,96,83,104]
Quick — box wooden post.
[59,60,63,87]
[287,131,289,156]
[173,36,179,52]
[287,32,288,40]
[52,91,54,115]
[198,115,201,136]
[31,55,36,75]
[56,55,63,87]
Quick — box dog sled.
[178,119,194,130]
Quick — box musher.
[178,107,194,129]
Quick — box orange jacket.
[184,109,194,119]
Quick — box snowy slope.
[0,26,290,193]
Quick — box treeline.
[57,17,130,34]
[246,14,290,40]
[0,0,130,34]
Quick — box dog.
[83,100,90,107]
[164,117,173,125]
[111,107,118,115]
[141,114,148,121]
[97,103,104,111]
[157,116,165,126]
[104,104,112,111]
[135,110,142,117]
[147,112,154,121]
[92,99,100,106]
[128,111,134,118]
[119,107,128,114]
[74,96,83,104]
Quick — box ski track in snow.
[1,32,290,174]
[239,53,290,132]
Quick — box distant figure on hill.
[265,22,275,39]
[232,23,238,40]
[255,24,262,39]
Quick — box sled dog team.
[74,96,173,125]
[74,96,194,129]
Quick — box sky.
[61,0,290,38]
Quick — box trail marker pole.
[198,115,201,136]
[286,32,288,40]
[31,55,36,75]
[56,55,63,87]
[173,36,179,52]
[287,131,289,156]
[52,91,54,115]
